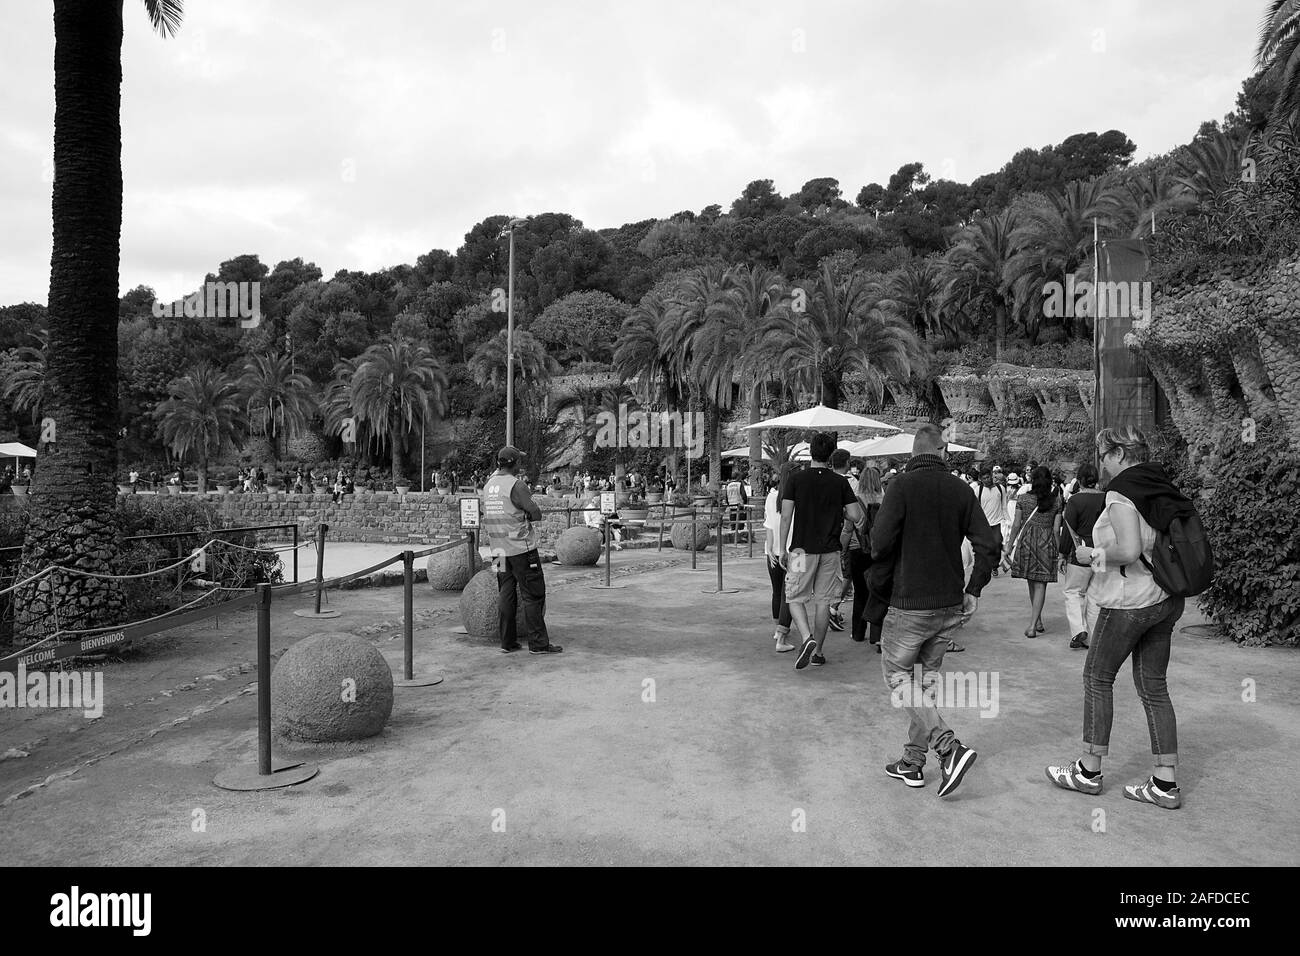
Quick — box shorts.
[784,550,843,606]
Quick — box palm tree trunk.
[995,301,1007,360]
[747,378,764,491]
[17,0,126,638]
[706,402,721,487]
[390,424,406,481]
[821,372,841,409]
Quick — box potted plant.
[117,473,133,495]
[216,472,232,495]
[165,479,180,496]
[394,476,411,497]
[266,475,283,495]
[11,478,29,496]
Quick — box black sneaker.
[529,645,563,655]
[937,742,977,797]
[500,644,522,654]
[794,638,817,670]
[810,653,826,666]
[828,610,845,632]
[885,761,925,788]
[1069,632,1089,649]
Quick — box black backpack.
[1137,511,1214,598]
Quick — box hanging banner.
[1096,238,1157,434]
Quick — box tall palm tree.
[718,265,787,488]
[940,209,1022,359]
[1104,169,1197,239]
[1258,0,1300,122]
[1,331,49,423]
[321,355,366,452]
[351,336,449,481]
[153,362,242,491]
[882,258,951,342]
[661,265,731,485]
[759,261,921,411]
[236,352,316,460]
[1173,128,1248,200]
[1007,180,1114,342]
[17,0,183,637]
[467,328,559,392]
[612,288,690,478]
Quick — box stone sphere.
[556,526,602,565]
[427,545,481,590]
[271,632,393,742]
[459,568,532,642]
[670,518,715,551]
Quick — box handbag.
[1006,504,1040,565]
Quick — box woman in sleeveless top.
[1003,465,1064,639]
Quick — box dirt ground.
[2,544,1296,866]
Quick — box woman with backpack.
[1046,425,1199,810]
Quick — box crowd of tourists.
[474,423,1204,810]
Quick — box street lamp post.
[502,217,527,448]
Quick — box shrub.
[1196,424,1300,647]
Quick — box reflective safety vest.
[482,472,536,556]
[726,480,744,505]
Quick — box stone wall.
[1132,254,1300,469]
[198,490,593,546]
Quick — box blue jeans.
[881,605,964,769]
[1083,596,1184,765]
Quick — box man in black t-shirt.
[774,432,864,670]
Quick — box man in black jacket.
[869,424,1000,797]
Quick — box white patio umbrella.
[743,403,900,432]
[847,432,977,458]
[787,439,859,461]
[0,441,37,475]
[720,444,776,461]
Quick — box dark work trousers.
[498,548,550,651]
[849,548,882,644]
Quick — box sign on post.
[600,492,616,516]
[459,497,480,529]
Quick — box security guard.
[481,446,562,655]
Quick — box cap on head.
[497,445,524,468]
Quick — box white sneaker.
[775,633,795,653]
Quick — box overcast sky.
[0,0,1260,304]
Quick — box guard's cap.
[497,445,525,467]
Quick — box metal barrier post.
[292,524,299,584]
[690,508,698,571]
[213,584,319,791]
[392,550,444,687]
[465,529,477,574]
[589,516,626,590]
[748,508,754,559]
[257,584,273,774]
[293,522,341,619]
[566,508,572,529]
[656,503,665,552]
[701,507,739,594]
[403,551,414,681]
